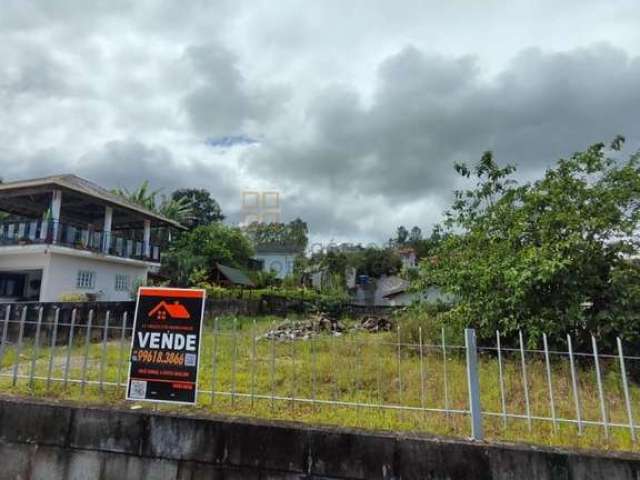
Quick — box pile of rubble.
[260,314,341,341]
[259,314,393,341]
[357,315,393,333]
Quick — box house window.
[76,270,95,289]
[115,274,130,291]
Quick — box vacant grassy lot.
[0,314,638,452]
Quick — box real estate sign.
[126,287,206,404]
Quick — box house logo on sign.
[148,301,191,321]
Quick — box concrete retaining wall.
[0,396,638,479]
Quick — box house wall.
[43,252,148,302]
[0,245,151,302]
[0,249,50,301]
[254,252,296,280]
[0,249,50,272]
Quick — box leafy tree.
[172,188,224,228]
[324,250,348,275]
[412,225,445,260]
[418,137,640,352]
[395,225,409,245]
[244,218,309,252]
[409,226,422,243]
[160,250,208,287]
[352,247,402,278]
[161,223,254,286]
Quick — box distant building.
[353,273,451,307]
[383,285,449,306]
[397,247,417,269]
[253,245,298,280]
[0,174,183,302]
[352,275,407,306]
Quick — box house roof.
[383,286,410,298]
[0,174,185,229]
[216,263,255,287]
[382,278,411,298]
[148,300,191,319]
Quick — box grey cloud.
[76,139,240,211]
[0,45,71,100]
[182,44,289,137]
[1,0,640,244]
[0,148,69,180]
[245,43,640,206]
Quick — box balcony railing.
[0,220,161,262]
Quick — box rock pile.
[260,314,393,341]
[358,315,393,332]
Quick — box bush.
[398,302,465,349]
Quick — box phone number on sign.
[135,349,185,366]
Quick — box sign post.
[126,287,206,404]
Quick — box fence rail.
[0,303,637,449]
[0,219,161,261]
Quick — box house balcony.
[0,219,162,263]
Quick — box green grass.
[0,314,638,453]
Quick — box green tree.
[244,218,309,252]
[395,225,409,245]
[171,188,224,228]
[419,137,640,351]
[161,222,254,286]
[352,247,402,278]
[412,225,445,260]
[113,181,194,225]
[409,226,422,243]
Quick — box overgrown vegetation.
[417,137,640,354]
[161,222,255,286]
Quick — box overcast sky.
[1,1,639,244]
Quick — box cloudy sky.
[1,1,639,244]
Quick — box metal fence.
[0,303,637,446]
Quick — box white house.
[253,245,298,280]
[397,247,417,269]
[0,174,183,302]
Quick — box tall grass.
[0,314,638,452]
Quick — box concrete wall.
[0,396,638,480]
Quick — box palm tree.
[113,181,194,225]
[112,180,160,211]
[158,194,194,225]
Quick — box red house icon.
[148,300,191,320]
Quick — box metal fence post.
[0,305,10,365]
[12,306,28,386]
[465,328,484,440]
